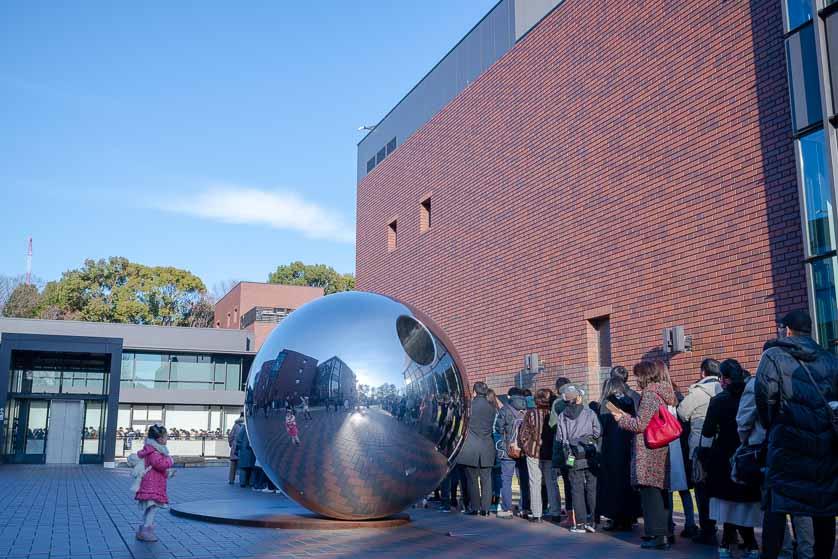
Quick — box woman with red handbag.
[611,360,678,550]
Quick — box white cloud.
[164,185,355,244]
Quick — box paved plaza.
[0,464,822,559]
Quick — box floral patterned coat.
[618,382,676,489]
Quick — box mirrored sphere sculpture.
[244,291,470,520]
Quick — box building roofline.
[356,0,507,148]
[0,316,246,335]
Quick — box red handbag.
[644,403,682,449]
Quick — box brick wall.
[356,0,807,392]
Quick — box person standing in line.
[612,360,677,550]
[456,382,497,516]
[518,388,558,524]
[663,368,698,542]
[227,413,244,485]
[555,384,601,534]
[495,387,527,518]
[549,377,574,527]
[756,310,838,559]
[737,362,812,559]
[677,358,722,544]
[134,424,175,543]
[697,359,762,559]
[236,423,255,487]
[487,389,503,512]
[596,367,642,531]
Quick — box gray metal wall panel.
[825,12,838,115]
[514,0,563,40]
[0,318,253,355]
[357,0,515,181]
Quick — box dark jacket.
[699,383,761,502]
[554,402,601,469]
[457,395,497,467]
[496,394,526,460]
[236,426,255,469]
[596,393,641,521]
[755,336,838,516]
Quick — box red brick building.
[356,0,820,393]
[214,282,323,351]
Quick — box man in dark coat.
[495,387,528,518]
[457,381,497,515]
[755,310,838,559]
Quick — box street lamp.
[357,125,377,132]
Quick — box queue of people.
[432,310,838,558]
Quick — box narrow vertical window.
[420,197,431,233]
[388,219,398,251]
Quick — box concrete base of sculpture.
[170,494,410,530]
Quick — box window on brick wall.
[367,157,376,173]
[420,197,431,233]
[388,219,398,251]
[376,148,386,165]
[784,0,812,32]
[386,137,397,155]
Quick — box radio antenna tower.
[26,237,32,285]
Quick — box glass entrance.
[3,399,51,464]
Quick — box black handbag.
[731,444,765,486]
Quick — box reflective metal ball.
[244,291,470,520]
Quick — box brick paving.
[0,464,798,559]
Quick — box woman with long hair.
[698,359,761,558]
[596,366,642,531]
[611,360,677,550]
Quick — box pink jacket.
[135,443,174,503]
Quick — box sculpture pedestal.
[170,494,410,530]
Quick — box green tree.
[39,257,209,326]
[267,261,355,294]
[3,283,41,318]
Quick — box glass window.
[786,0,812,31]
[169,381,214,390]
[131,378,169,390]
[165,405,209,433]
[170,354,213,383]
[213,358,226,383]
[225,359,242,391]
[376,147,386,164]
[121,352,134,380]
[223,407,242,434]
[117,404,131,432]
[62,371,107,395]
[812,257,838,352]
[386,137,397,155]
[25,400,49,455]
[81,401,104,455]
[367,157,376,172]
[134,353,170,382]
[31,371,61,393]
[786,25,823,132]
[798,130,836,256]
[209,408,222,432]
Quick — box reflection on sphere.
[244,291,469,520]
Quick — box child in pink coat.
[135,424,175,542]
[285,410,300,445]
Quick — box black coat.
[457,396,497,468]
[755,336,838,516]
[700,384,760,502]
[596,393,642,521]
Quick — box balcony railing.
[115,435,231,459]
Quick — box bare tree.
[0,274,43,315]
[212,279,240,302]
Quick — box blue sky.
[0,1,497,292]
